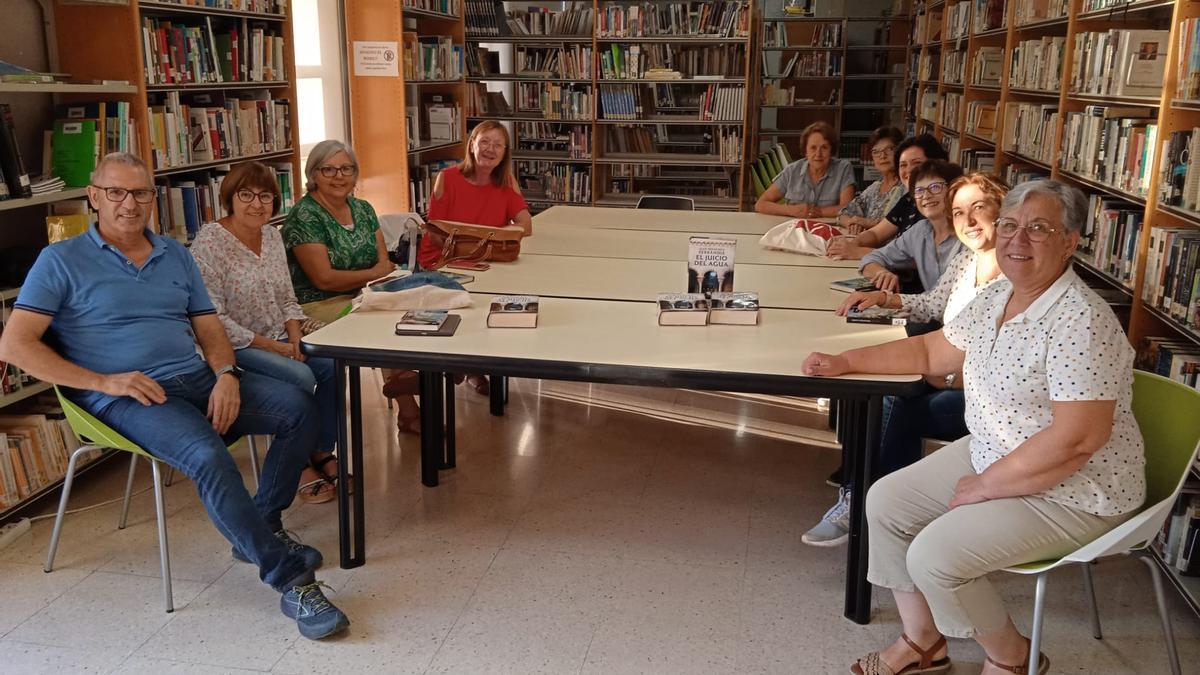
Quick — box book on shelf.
[408,158,457,214]
[962,149,995,173]
[487,295,539,328]
[971,0,1006,33]
[965,101,997,140]
[1140,339,1200,388]
[517,161,591,202]
[402,32,464,81]
[1004,164,1050,186]
[943,50,965,85]
[709,291,758,325]
[1070,29,1169,98]
[1013,0,1069,26]
[1150,487,1200,575]
[517,122,591,159]
[154,163,293,241]
[971,47,1003,86]
[946,1,970,41]
[148,90,290,170]
[763,21,840,48]
[404,0,462,16]
[1003,102,1059,163]
[596,1,750,38]
[0,104,33,199]
[0,405,97,511]
[687,235,735,294]
[1080,194,1142,288]
[1142,227,1200,328]
[517,82,592,121]
[1010,36,1065,92]
[505,3,592,36]
[1059,105,1157,196]
[846,307,908,325]
[657,292,709,326]
[941,92,962,131]
[1178,19,1200,101]
[467,83,511,117]
[466,45,500,77]
[141,15,286,85]
[139,1,289,11]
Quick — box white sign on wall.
[353,41,399,77]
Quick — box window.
[292,0,347,167]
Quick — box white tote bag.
[758,219,846,257]
[350,271,472,313]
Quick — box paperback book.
[488,295,540,328]
[395,309,450,331]
[709,291,759,325]
[829,276,876,293]
[687,236,735,295]
[846,307,908,326]
[657,292,709,326]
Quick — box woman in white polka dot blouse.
[802,179,1145,675]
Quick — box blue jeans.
[235,344,337,454]
[87,366,317,592]
[874,386,968,478]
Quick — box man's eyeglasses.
[91,185,156,204]
[912,182,947,200]
[995,218,1063,242]
[317,164,357,178]
[870,145,895,159]
[236,189,276,205]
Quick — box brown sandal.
[851,634,951,675]
[297,476,337,504]
[382,371,420,398]
[311,454,354,496]
[985,648,1049,675]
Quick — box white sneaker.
[802,487,852,547]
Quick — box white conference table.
[535,205,806,235]
[521,226,858,269]
[466,254,857,310]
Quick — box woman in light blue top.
[859,160,965,294]
[755,121,856,218]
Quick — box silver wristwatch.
[215,364,244,381]
[944,372,957,388]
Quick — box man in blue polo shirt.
[0,153,349,640]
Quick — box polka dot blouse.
[942,267,1145,516]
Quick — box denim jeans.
[235,344,337,454]
[88,366,317,592]
[873,385,968,479]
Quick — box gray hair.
[91,151,151,185]
[1000,179,1087,234]
[304,140,358,192]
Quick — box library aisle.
[0,381,1197,673]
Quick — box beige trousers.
[865,436,1131,638]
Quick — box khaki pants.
[865,436,1130,638]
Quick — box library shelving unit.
[345,0,467,215]
[908,0,1200,619]
[754,3,911,193]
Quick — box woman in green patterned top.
[282,140,395,306]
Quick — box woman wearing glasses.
[857,160,965,295]
[803,172,1008,548]
[837,126,905,233]
[803,180,1143,675]
[190,160,342,504]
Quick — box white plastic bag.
[350,271,472,313]
[758,219,845,257]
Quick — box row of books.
[1143,227,1200,329]
[1153,489,1200,577]
[145,0,287,12]
[148,91,291,170]
[768,51,842,79]
[696,84,744,121]
[516,122,591,160]
[408,159,457,215]
[402,33,464,81]
[51,102,138,188]
[516,161,591,202]
[1004,164,1049,186]
[467,84,511,117]
[154,165,294,242]
[517,83,592,121]
[1160,128,1200,212]
[141,17,286,85]
[1142,339,1200,392]
[408,93,461,144]
[971,0,1006,34]
[1010,36,1065,93]
[505,4,593,36]
[515,45,592,79]
[595,1,750,38]
[946,1,970,42]
[961,149,995,173]
[1175,18,1200,101]
[943,50,965,85]
[918,52,937,82]
[972,46,1003,86]
[600,124,739,161]
[1069,29,1168,99]
[1059,105,1157,197]
[965,101,997,140]
[1013,0,1068,26]
[761,83,837,107]
[941,92,962,131]
[1080,195,1143,289]
[762,21,841,48]
[403,0,460,16]
[1003,102,1057,163]
[0,105,33,200]
[0,404,100,511]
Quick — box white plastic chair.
[1003,371,1200,675]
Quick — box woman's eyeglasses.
[91,185,156,204]
[912,182,947,200]
[236,189,276,205]
[870,145,895,158]
[995,218,1063,242]
[317,165,357,178]
[476,140,507,151]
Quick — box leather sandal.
[851,634,951,675]
[465,373,490,396]
[382,371,420,398]
[297,476,336,504]
[985,648,1049,675]
[310,453,354,497]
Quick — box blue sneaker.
[281,581,350,640]
[232,529,323,571]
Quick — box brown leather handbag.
[422,219,524,269]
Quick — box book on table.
[846,307,908,326]
[657,293,709,326]
[487,295,539,328]
[709,291,759,325]
[829,276,876,293]
[687,236,735,295]
[395,310,450,331]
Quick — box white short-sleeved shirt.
[942,267,1145,516]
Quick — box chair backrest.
[635,195,695,211]
[54,386,149,458]
[1060,370,1200,564]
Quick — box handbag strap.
[431,227,495,269]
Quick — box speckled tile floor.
[0,378,1197,674]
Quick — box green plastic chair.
[1002,371,1200,675]
[44,387,259,613]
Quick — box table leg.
[843,396,883,624]
[443,372,456,469]
[335,362,365,569]
[419,371,440,487]
[490,375,505,416]
[348,366,365,566]
[335,361,350,567]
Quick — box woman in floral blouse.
[837,126,904,233]
[191,160,342,503]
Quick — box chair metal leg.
[1081,562,1103,639]
[1028,572,1047,674]
[149,460,174,613]
[380,369,393,409]
[247,436,261,490]
[44,445,94,573]
[163,465,175,487]
[118,452,138,529]
[1140,555,1182,675]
